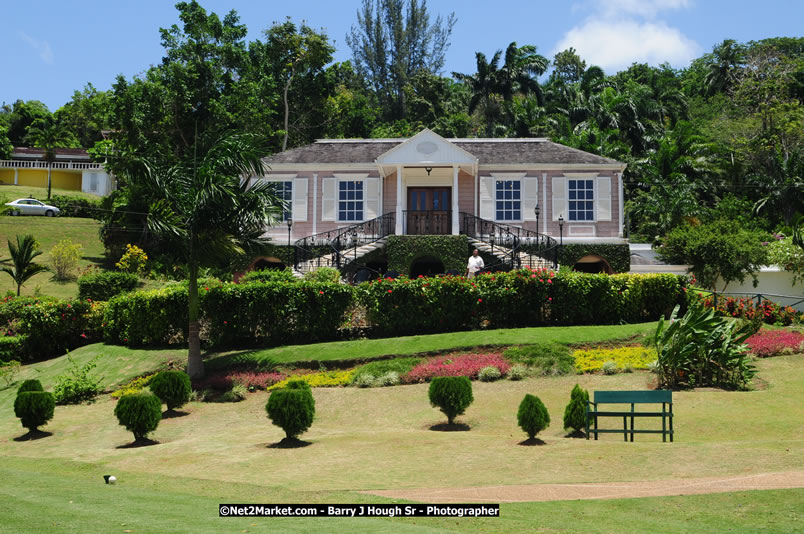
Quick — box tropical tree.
[121,133,282,378]
[453,50,505,136]
[2,235,48,296]
[752,148,804,226]
[704,39,746,96]
[25,116,77,199]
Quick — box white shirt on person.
[467,255,484,274]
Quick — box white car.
[5,198,61,217]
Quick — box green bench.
[586,390,674,442]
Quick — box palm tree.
[704,40,746,96]
[2,235,48,296]
[752,148,804,226]
[123,132,282,378]
[453,51,504,136]
[25,117,76,200]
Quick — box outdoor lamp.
[287,217,293,246]
[558,215,564,247]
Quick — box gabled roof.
[264,131,622,167]
[12,146,91,160]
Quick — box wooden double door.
[407,187,451,235]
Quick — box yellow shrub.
[116,244,149,275]
[267,370,354,391]
[111,374,156,398]
[573,346,657,373]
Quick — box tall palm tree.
[25,117,76,200]
[2,235,48,296]
[752,148,804,226]
[704,39,746,96]
[453,51,504,136]
[123,132,282,378]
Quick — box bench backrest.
[593,390,672,404]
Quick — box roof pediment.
[375,129,477,166]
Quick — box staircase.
[460,212,560,271]
[293,237,389,276]
[468,238,555,271]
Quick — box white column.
[452,165,459,235]
[14,167,18,185]
[542,172,548,235]
[312,172,318,235]
[395,164,403,235]
[618,172,624,238]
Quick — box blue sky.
[4,0,803,111]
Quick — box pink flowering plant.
[745,329,804,357]
[404,352,511,383]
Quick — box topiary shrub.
[148,370,191,411]
[265,380,315,439]
[428,376,473,425]
[17,379,44,394]
[14,391,55,432]
[517,394,550,440]
[563,384,589,435]
[77,271,139,301]
[114,393,162,442]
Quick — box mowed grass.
[0,183,101,202]
[0,455,800,533]
[0,216,106,299]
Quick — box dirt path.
[364,471,804,503]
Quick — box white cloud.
[19,31,54,64]
[554,19,700,71]
[556,0,700,70]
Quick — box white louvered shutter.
[552,177,567,221]
[479,177,494,219]
[321,177,336,221]
[364,178,379,220]
[522,177,539,220]
[292,178,308,222]
[596,176,612,221]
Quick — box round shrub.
[17,379,44,394]
[602,361,619,375]
[478,366,502,382]
[353,374,375,388]
[563,384,589,434]
[507,364,528,381]
[114,393,162,441]
[428,376,473,425]
[518,394,550,440]
[149,371,192,410]
[14,391,55,432]
[265,381,315,439]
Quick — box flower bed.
[403,353,511,383]
[573,346,657,373]
[228,371,287,389]
[266,370,355,391]
[745,329,804,357]
[700,295,799,326]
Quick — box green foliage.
[17,379,44,393]
[428,376,473,425]
[554,244,630,273]
[77,271,139,301]
[49,239,83,281]
[503,343,574,376]
[4,297,94,361]
[0,359,21,388]
[659,220,768,291]
[302,267,341,283]
[652,303,756,389]
[103,285,189,346]
[48,195,102,219]
[148,371,191,410]
[477,366,502,382]
[115,244,149,276]
[2,234,48,296]
[563,384,589,433]
[265,380,315,439]
[240,269,296,283]
[114,393,162,441]
[351,357,422,385]
[517,394,550,440]
[601,361,619,375]
[766,237,804,285]
[507,364,528,381]
[53,355,102,404]
[0,337,24,364]
[386,235,468,275]
[14,391,55,432]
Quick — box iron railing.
[460,212,560,270]
[293,212,395,272]
[402,210,452,235]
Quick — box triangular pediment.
[376,129,477,165]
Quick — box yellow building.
[0,147,115,196]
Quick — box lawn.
[0,216,106,299]
[0,183,102,202]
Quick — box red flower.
[548,297,552,301]
[531,274,537,278]
[547,279,552,284]
[319,290,324,295]
[223,320,228,325]
[387,289,393,293]
[205,287,210,291]
[80,333,87,339]
[477,298,483,303]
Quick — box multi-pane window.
[274,181,293,222]
[495,180,521,221]
[338,180,364,221]
[568,179,594,221]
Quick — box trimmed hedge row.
[78,271,139,301]
[48,195,103,219]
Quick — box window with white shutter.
[596,176,612,221]
[292,178,308,222]
[321,177,336,221]
[551,177,566,221]
[479,177,494,219]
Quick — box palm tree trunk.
[187,253,204,379]
[47,164,52,200]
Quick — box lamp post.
[534,203,540,244]
[286,217,293,246]
[558,214,564,246]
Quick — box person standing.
[466,249,484,279]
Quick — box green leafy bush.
[563,384,589,434]
[116,244,149,276]
[103,285,189,346]
[77,271,139,301]
[652,303,756,389]
[148,371,191,410]
[114,393,162,441]
[601,361,618,375]
[428,376,473,425]
[302,267,341,283]
[49,195,102,219]
[3,297,94,361]
[17,379,44,393]
[507,364,528,381]
[240,269,297,283]
[53,355,102,404]
[503,343,574,376]
[14,391,55,432]
[50,239,83,281]
[517,394,550,439]
[265,379,315,439]
[477,366,502,382]
[1,360,21,388]
[351,357,422,384]
[0,336,24,363]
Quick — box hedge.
[553,243,631,273]
[78,271,139,301]
[48,195,103,219]
[104,285,190,346]
[386,235,468,275]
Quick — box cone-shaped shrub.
[266,380,315,439]
[518,394,550,439]
[563,384,589,433]
[114,393,162,441]
[17,379,44,394]
[149,371,191,410]
[428,376,473,425]
[14,391,55,432]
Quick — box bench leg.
[662,403,667,443]
[669,404,674,443]
[623,416,628,442]
[594,415,598,441]
[630,403,635,442]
